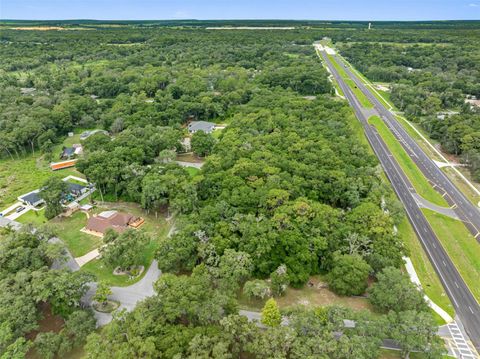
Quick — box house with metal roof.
[18,191,45,207]
[187,121,216,134]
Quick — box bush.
[368,267,428,313]
[243,279,271,300]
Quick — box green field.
[397,218,454,318]
[0,154,83,209]
[423,209,480,301]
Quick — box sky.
[1,0,480,21]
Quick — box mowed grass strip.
[327,54,373,108]
[397,218,454,317]
[368,116,448,207]
[422,209,480,302]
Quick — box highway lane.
[318,49,480,352]
[333,54,480,241]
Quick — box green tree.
[34,332,63,359]
[243,280,271,300]
[388,310,446,359]
[270,264,289,296]
[62,310,96,347]
[369,267,428,313]
[327,254,371,296]
[1,337,32,359]
[100,230,148,271]
[191,131,215,157]
[217,249,253,292]
[40,177,68,219]
[261,298,281,327]
[93,282,112,308]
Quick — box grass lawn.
[48,211,102,257]
[81,237,159,286]
[238,275,374,313]
[80,201,170,286]
[0,154,83,209]
[398,218,454,318]
[16,208,48,226]
[423,209,480,302]
[368,116,448,207]
[186,167,201,177]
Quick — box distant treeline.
[1,19,480,30]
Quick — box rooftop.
[188,121,215,133]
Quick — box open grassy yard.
[48,211,103,257]
[0,154,83,209]
[238,275,374,313]
[397,217,454,318]
[16,208,48,226]
[368,116,448,207]
[423,209,480,302]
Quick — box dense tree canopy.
[0,228,94,356]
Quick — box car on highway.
[15,206,25,213]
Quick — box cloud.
[469,3,479,6]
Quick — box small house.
[188,121,215,134]
[84,210,144,237]
[18,191,44,207]
[60,147,75,160]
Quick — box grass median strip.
[368,116,448,207]
[422,209,480,302]
[327,54,373,108]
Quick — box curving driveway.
[81,260,161,326]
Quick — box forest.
[0,22,467,358]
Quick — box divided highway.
[318,49,480,352]
[334,54,480,241]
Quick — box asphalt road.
[334,54,480,241]
[318,50,480,352]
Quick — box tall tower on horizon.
[368,22,372,30]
